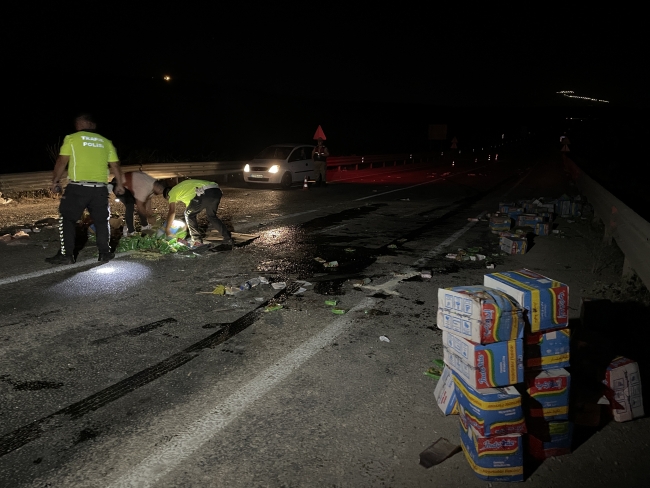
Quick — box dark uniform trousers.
[184,188,232,242]
[59,184,111,256]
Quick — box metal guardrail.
[564,156,650,289]
[0,154,439,194]
[0,162,247,193]
[326,154,434,171]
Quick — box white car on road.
[244,144,317,188]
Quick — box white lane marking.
[500,166,534,198]
[107,296,378,488]
[412,212,487,268]
[0,252,136,287]
[313,224,346,234]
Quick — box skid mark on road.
[0,286,296,458]
[91,318,178,345]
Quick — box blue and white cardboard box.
[484,269,569,333]
[434,365,458,415]
[453,373,526,437]
[436,286,524,344]
[459,411,524,482]
[443,331,524,389]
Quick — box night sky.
[5,6,645,172]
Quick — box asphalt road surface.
[1,143,649,487]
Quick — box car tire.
[280,172,293,189]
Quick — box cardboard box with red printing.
[443,331,524,389]
[459,412,524,482]
[484,269,569,333]
[524,328,570,370]
[603,357,644,422]
[524,368,570,421]
[453,373,526,436]
[499,236,528,255]
[436,286,524,344]
[489,214,512,232]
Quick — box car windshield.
[255,146,293,160]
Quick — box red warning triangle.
[313,125,327,140]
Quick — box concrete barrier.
[565,156,650,290]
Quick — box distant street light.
[163,75,171,81]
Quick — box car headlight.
[269,165,279,173]
[244,164,250,172]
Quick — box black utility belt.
[195,184,219,196]
[69,181,108,187]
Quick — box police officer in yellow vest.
[48,114,125,264]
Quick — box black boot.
[45,251,75,265]
[98,252,115,263]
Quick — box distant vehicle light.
[269,165,279,174]
[244,164,250,172]
[163,75,171,81]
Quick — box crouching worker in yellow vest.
[163,179,233,249]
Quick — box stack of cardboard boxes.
[437,285,527,482]
[484,269,572,461]
[434,270,572,481]
[489,200,559,255]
